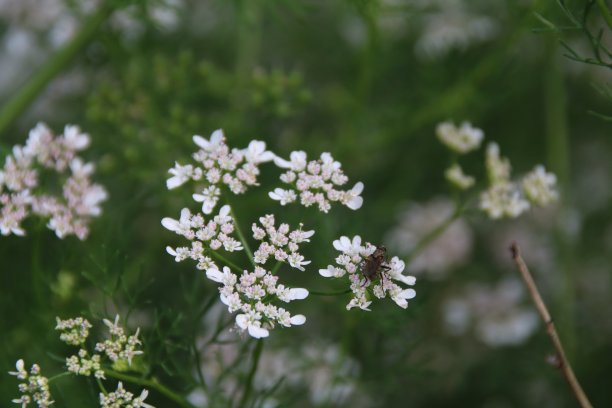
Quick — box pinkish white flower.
[320,235,416,310]
[271,151,364,212]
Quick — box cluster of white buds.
[56,315,144,380]
[206,265,308,338]
[166,129,275,214]
[65,349,104,379]
[436,121,484,154]
[0,123,107,239]
[436,121,558,219]
[99,382,154,408]
[8,359,54,407]
[252,214,314,271]
[55,316,92,346]
[162,204,243,270]
[444,163,475,190]
[319,236,416,311]
[270,151,364,213]
[95,315,144,367]
[480,143,557,219]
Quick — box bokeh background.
[1,0,611,406]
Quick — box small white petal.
[289,288,309,300]
[161,217,180,232]
[205,268,224,283]
[248,325,270,338]
[290,315,306,325]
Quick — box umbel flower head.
[162,204,243,271]
[479,143,558,219]
[270,151,364,213]
[436,121,483,154]
[166,129,275,214]
[100,382,154,408]
[319,236,416,311]
[206,265,308,338]
[8,359,53,407]
[0,123,107,239]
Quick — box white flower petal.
[290,314,306,325]
[289,288,309,300]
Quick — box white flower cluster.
[436,121,484,154]
[443,278,538,347]
[319,236,416,311]
[99,382,154,408]
[55,316,92,346]
[252,214,314,271]
[435,121,559,218]
[95,315,144,367]
[162,204,243,270]
[270,151,364,213]
[415,5,498,60]
[8,359,53,407]
[444,163,474,190]
[166,129,275,214]
[56,315,144,379]
[206,265,308,338]
[0,123,107,239]
[480,143,558,219]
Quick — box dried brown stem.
[510,242,593,408]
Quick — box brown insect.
[361,245,391,284]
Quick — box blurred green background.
[1,0,611,406]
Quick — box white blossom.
[445,163,475,190]
[522,165,558,206]
[99,382,155,408]
[0,123,107,240]
[436,121,484,154]
[162,204,242,270]
[166,129,275,213]
[251,214,313,271]
[480,183,530,219]
[206,266,309,338]
[8,359,54,407]
[271,151,363,212]
[320,235,416,310]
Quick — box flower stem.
[0,1,116,135]
[404,206,462,266]
[209,250,244,273]
[238,339,264,408]
[309,288,352,296]
[48,371,72,382]
[227,203,255,267]
[595,0,612,31]
[510,243,593,408]
[103,369,197,408]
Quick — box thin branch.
[238,339,264,408]
[509,242,593,408]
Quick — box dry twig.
[510,242,593,408]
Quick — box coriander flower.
[485,142,511,184]
[166,129,275,214]
[445,163,475,190]
[9,359,54,407]
[480,183,530,219]
[95,315,144,367]
[0,123,107,239]
[252,214,314,271]
[436,121,484,154]
[206,266,308,338]
[319,236,416,311]
[55,316,92,345]
[271,151,364,212]
[162,204,242,270]
[522,165,558,206]
[99,382,154,408]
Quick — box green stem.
[271,260,283,274]
[97,377,108,395]
[595,0,612,30]
[227,203,255,267]
[238,339,264,408]
[48,372,72,382]
[209,250,244,273]
[309,288,352,297]
[103,369,196,408]
[0,1,116,135]
[404,207,462,266]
